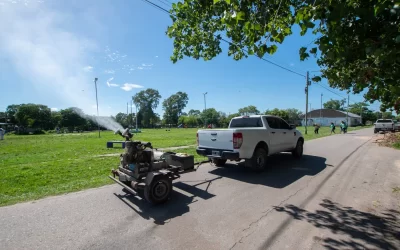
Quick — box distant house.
[301,109,362,127]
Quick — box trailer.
[109,128,208,205]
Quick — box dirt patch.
[373,132,400,149]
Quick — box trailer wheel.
[212,158,227,167]
[144,175,172,205]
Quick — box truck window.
[266,117,280,129]
[377,119,393,123]
[278,118,291,129]
[230,117,263,128]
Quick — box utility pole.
[132,97,138,131]
[94,78,100,138]
[203,92,208,128]
[130,100,133,128]
[305,71,310,134]
[346,93,349,125]
[320,93,323,123]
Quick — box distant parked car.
[374,119,395,133]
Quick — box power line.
[140,0,306,78]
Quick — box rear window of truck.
[229,117,263,128]
[377,119,392,123]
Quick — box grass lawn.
[0,126,370,206]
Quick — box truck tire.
[292,139,304,159]
[374,129,378,134]
[250,148,268,172]
[212,158,227,167]
[144,175,172,205]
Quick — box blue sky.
[0,0,381,117]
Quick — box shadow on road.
[209,154,327,188]
[273,199,400,250]
[113,177,220,225]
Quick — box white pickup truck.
[196,115,304,171]
[374,119,395,133]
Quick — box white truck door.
[265,117,283,154]
[276,117,295,150]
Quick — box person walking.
[343,121,348,134]
[314,123,320,134]
[330,122,336,134]
[340,121,345,134]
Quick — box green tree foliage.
[265,108,289,121]
[133,88,162,128]
[5,104,19,124]
[201,108,220,126]
[285,108,303,124]
[238,105,260,115]
[167,0,400,112]
[15,104,52,129]
[323,99,346,110]
[347,102,369,115]
[60,108,87,131]
[115,112,135,128]
[188,109,201,116]
[162,91,189,124]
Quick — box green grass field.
[0,126,370,206]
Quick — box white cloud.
[155,55,158,58]
[104,69,115,74]
[121,83,144,91]
[142,63,153,67]
[290,63,295,66]
[0,2,105,115]
[83,65,93,72]
[51,107,58,111]
[106,77,119,87]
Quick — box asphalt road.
[1,128,399,250]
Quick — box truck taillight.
[196,132,199,146]
[233,132,243,149]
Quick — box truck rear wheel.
[144,175,172,205]
[250,148,268,172]
[212,158,227,167]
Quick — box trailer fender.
[145,171,172,186]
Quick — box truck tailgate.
[198,129,234,150]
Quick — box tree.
[50,111,62,128]
[167,1,400,112]
[201,108,220,127]
[133,88,161,128]
[323,99,346,110]
[238,105,260,116]
[15,104,51,129]
[188,109,201,116]
[5,104,20,124]
[347,102,369,115]
[60,108,87,131]
[115,112,135,128]
[286,108,303,124]
[162,91,189,125]
[265,108,289,121]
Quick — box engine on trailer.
[114,128,168,179]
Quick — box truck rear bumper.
[196,147,239,160]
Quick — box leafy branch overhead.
[167,0,400,113]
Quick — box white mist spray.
[72,108,124,132]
